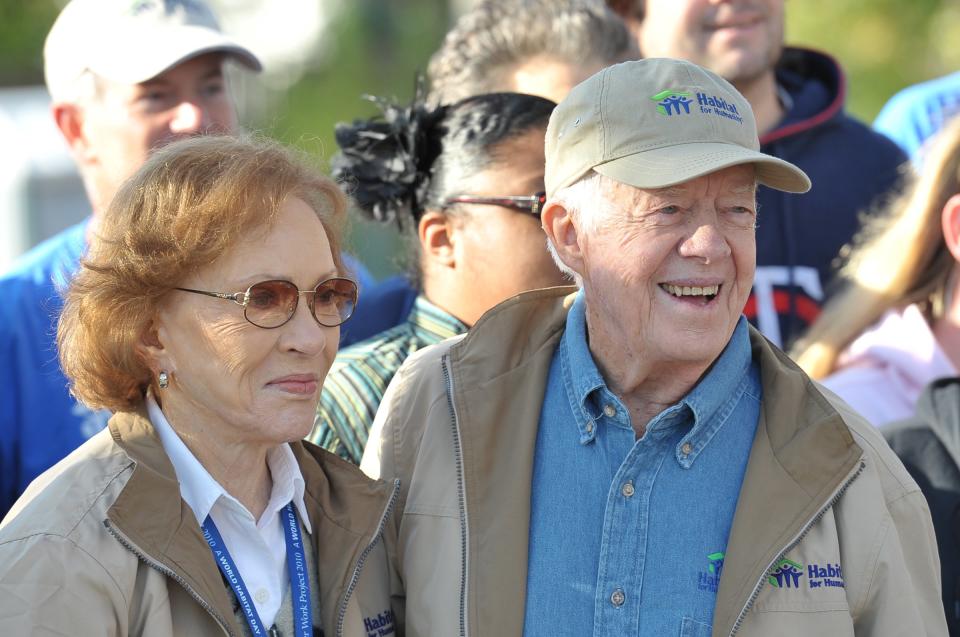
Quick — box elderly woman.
[0,136,400,636]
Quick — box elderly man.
[0,0,261,514]
[606,0,907,347]
[361,59,945,636]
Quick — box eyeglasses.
[443,191,547,216]
[175,278,359,329]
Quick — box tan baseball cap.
[545,58,811,197]
[44,0,262,102]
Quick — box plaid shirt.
[309,295,467,464]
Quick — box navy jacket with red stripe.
[748,47,907,347]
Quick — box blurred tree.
[0,2,61,85]
[787,0,960,121]
[262,0,450,278]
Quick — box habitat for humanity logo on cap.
[651,87,744,124]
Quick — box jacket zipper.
[442,354,469,637]
[728,458,866,636]
[104,519,234,636]
[334,477,401,637]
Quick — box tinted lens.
[244,280,299,328]
[311,278,358,327]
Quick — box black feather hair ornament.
[331,75,446,225]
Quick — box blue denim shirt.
[523,293,761,636]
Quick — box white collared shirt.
[147,395,312,628]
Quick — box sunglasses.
[443,191,547,216]
[175,278,358,329]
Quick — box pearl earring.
[158,371,169,389]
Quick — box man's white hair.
[545,171,619,286]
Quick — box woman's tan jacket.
[362,287,947,637]
[0,407,401,636]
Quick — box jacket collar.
[292,441,399,631]
[106,407,240,633]
[447,286,574,636]
[911,376,960,476]
[445,287,863,636]
[106,407,397,636]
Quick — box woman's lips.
[268,374,319,395]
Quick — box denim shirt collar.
[559,291,754,467]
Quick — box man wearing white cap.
[361,59,946,636]
[0,0,261,514]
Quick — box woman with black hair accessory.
[309,91,568,464]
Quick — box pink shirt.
[822,304,957,427]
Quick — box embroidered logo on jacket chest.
[769,557,845,591]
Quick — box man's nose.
[679,218,732,264]
[169,101,207,134]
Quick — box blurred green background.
[3,0,959,277]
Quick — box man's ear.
[941,193,960,263]
[52,102,94,165]
[541,200,584,275]
[418,211,458,269]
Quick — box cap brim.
[593,142,811,194]
[89,25,262,84]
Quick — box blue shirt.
[524,293,761,636]
[0,220,109,515]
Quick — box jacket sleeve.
[854,489,948,636]
[0,533,125,635]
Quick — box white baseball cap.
[44,0,262,101]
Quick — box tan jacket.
[0,407,402,637]
[362,287,947,637]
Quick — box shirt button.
[621,482,635,498]
[681,442,693,456]
[610,589,625,607]
[585,421,594,434]
[603,404,616,418]
[254,588,270,604]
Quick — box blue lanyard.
[202,503,313,637]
